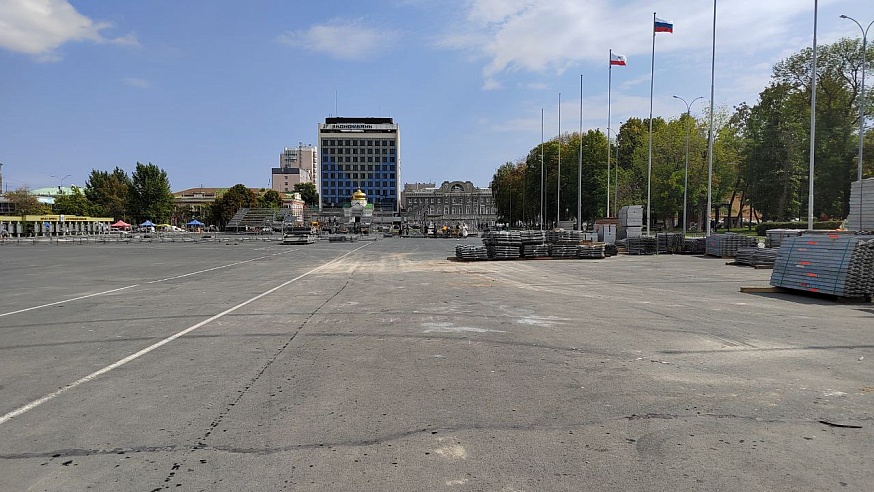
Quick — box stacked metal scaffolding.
[705,233,758,257]
[454,230,609,261]
[455,244,489,260]
[845,178,874,232]
[521,230,549,258]
[577,243,607,259]
[482,231,522,260]
[683,237,707,254]
[626,236,658,255]
[770,234,874,297]
[656,233,685,254]
[734,247,778,267]
[765,229,803,248]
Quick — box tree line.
[492,38,873,229]
[6,162,320,228]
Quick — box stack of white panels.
[618,205,644,240]
[845,178,874,232]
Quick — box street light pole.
[840,14,873,232]
[673,95,704,236]
[50,174,71,194]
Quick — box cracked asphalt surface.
[0,237,872,491]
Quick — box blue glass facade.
[318,118,399,211]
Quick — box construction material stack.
[766,229,803,248]
[520,230,549,258]
[482,231,522,260]
[683,237,706,254]
[548,230,584,258]
[577,243,606,259]
[706,233,758,257]
[626,236,657,255]
[734,247,778,267]
[617,205,643,240]
[455,244,489,260]
[770,234,874,298]
[656,233,685,254]
[845,178,874,232]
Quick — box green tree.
[491,160,526,226]
[127,162,175,223]
[293,182,319,207]
[741,83,804,221]
[749,37,870,220]
[53,185,92,216]
[5,187,51,215]
[257,189,282,208]
[209,184,257,229]
[85,167,130,219]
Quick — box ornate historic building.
[401,180,496,230]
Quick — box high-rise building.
[272,145,317,193]
[318,117,399,211]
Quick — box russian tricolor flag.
[610,53,627,66]
[654,17,673,33]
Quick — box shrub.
[755,220,844,236]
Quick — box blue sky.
[0,0,868,192]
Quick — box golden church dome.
[352,189,367,200]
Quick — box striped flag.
[654,17,673,33]
[610,53,627,66]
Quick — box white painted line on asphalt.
[0,243,368,426]
[145,251,288,284]
[0,251,291,318]
[0,285,141,319]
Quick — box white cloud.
[277,18,398,60]
[123,77,151,89]
[0,0,137,61]
[437,0,833,89]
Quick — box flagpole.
[706,1,716,236]
[607,50,613,218]
[578,74,584,230]
[557,92,561,226]
[540,108,546,231]
[808,0,818,231]
[647,12,656,236]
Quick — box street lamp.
[673,95,704,236]
[840,14,873,232]
[50,174,71,194]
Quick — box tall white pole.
[607,50,613,217]
[614,143,619,213]
[808,0,818,231]
[557,93,562,226]
[540,108,546,231]
[578,74,584,230]
[706,1,716,237]
[841,15,872,232]
[674,95,703,236]
[647,12,656,235]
